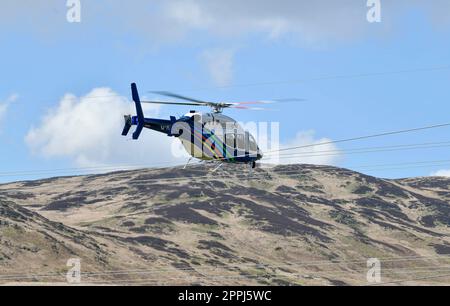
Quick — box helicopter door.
[236,133,246,158]
[225,132,239,159]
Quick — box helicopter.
[122,83,276,170]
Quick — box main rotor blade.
[147,91,305,109]
[229,98,307,105]
[149,91,211,104]
[229,106,267,111]
[141,100,205,107]
[270,98,307,102]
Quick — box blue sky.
[1,0,450,182]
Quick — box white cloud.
[171,0,367,42]
[0,94,18,128]
[25,88,188,168]
[431,169,450,177]
[262,130,341,165]
[164,0,212,29]
[96,1,450,44]
[25,92,339,168]
[2,1,449,45]
[201,48,235,87]
[0,103,8,124]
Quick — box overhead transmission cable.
[265,122,450,154]
[19,65,450,105]
[1,140,450,178]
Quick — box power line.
[266,142,450,159]
[154,65,450,92]
[28,122,450,175]
[2,255,450,282]
[4,253,450,278]
[2,121,450,182]
[12,119,448,179]
[2,140,450,179]
[270,141,450,157]
[30,269,450,286]
[13,65,450,106]
[1,159,450,191]
[4,267,450,285]
[265,122,450,154]
[0,159,191,177]
[368,272,450,286]
[0,142,450,177]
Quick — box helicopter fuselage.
[122,83,263,166]
[137,111,263,164]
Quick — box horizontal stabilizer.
[122,115,132,136]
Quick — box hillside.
[1,164,450,285]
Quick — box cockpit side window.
[225,133,235,149]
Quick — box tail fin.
[131,83,144,140]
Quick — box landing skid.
[181,159,256,176]
[183,157,193,169]
[210,163,224,173]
